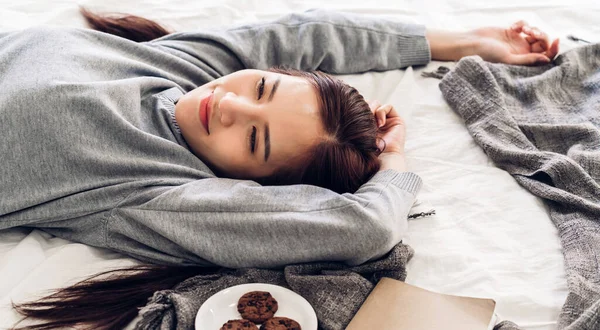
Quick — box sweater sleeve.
[107,170,422,268]
[147,9,431,77]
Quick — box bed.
[1,0,598,329]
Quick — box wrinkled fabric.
[0,10,427,268]
[135,243,414,330]
[440,44,600,330]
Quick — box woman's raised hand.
[470,20,560,65]
[427,21,559,66]
[369,101,407,172]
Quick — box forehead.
[265,73,324,168]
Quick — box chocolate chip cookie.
[237,291,278,323]
[259,317,301,330]
[219,319,259,330]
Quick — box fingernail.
[378,119,383,127]
[511,24,517,30]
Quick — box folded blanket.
[135,243,414,330]
[440,44,600,330]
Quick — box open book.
[346,278,497,330]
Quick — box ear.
[375,136,387,155]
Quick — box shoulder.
[6,26,87,41]
[3,25,136,51]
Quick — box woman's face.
[175,69,324,179]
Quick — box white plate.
[195,283,318,330]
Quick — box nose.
[218,92,259,127]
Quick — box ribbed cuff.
[369,170,423,196]
[397,24,431,68]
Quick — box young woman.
[3,8,558,330]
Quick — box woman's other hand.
[470,20,560,65]
[427,21,559,66]
[369,101,407,172]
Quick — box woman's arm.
[106,171,421,268]
[147,10,557,79]
[102,101,418,268]
[148,9,431,76]
[427,20,559,65]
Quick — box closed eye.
[250,126,257,153]
[256,77,265,100]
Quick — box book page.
[347,278,496,330]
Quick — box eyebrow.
[264,123,270,162]
[268,77,281,102]
[262,77,278,162]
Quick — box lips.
[198,91,213,134]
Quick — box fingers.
[547,38,560,59]
[523,26,549,50]
[510,20,555,56]
[373,104,397,128]
[525,35,537,44]
[510,20,527,33]
[530,41,546,53]
[531,37,559,60]
[369,100,387,127]
[375,109,386,127]
[508,53,551,66]
[369,101,403,128]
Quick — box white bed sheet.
[1,0,598,329]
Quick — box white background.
[1,1,599,329]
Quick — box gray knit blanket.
[135,243,414,330]
[440,44,600,330]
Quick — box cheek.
[203,134,248,172]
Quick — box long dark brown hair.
[79,7,171,42]
[258,68,381,194]
[11,8,381,330]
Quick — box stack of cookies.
[219,291,302,330]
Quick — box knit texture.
[440,44,600,330]
[135,243,414,330]
[0,10,428,268]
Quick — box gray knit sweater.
[0,10,429,268]
[440,44,600,330]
